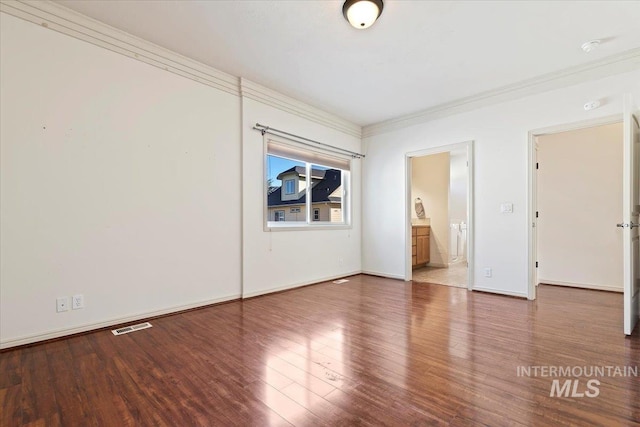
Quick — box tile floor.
[412,261,468,288]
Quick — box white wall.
[411,153,450,266]
[449,149,468,224]
[2,5,638,348]
[362,70,640,297]
[1,12,365,347]
[537,123,623,291]
[241,97,362,297]
[449,149,468,261]
[0,13,242,347]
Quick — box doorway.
[405,141,474,290]
[528,115,623,300]
[536,122,623,293]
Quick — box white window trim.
[274,210,285,222]
[284,179,295,195]
[264,136,352,231]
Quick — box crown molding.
[363,48,640,138]
[5,0,634,141]
[0,0,241,96]
[1,0,362,138]
[240,79,362,138]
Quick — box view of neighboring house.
[267,166,343,222]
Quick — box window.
[266,137,351,229]
[284,179,295,195]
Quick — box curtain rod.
[253,123,365,159]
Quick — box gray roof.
[268,169,341,207]
[276,166,326,181]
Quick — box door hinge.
[536,261,538,268]
[536,162,539,170]
[536,211,539,218]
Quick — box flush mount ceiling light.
[581,40,601,53]
[343,0,384,29]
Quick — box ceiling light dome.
[343,0,384,29]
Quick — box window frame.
[264,137,352,231]
[284,179,296,195]
[274,210,285,222]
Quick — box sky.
[267,155,330,186]
[267,155,303,186]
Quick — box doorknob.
[617,223,629,228]
[632,222,640,229]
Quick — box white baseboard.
[361,270,406,281]
[0,294,241,350]
[472,286,528,298]
[538,279,623,293]
[242,270,362,299]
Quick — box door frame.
[527,114,622,300]
[405,140,475,291]
[622,95,639,335]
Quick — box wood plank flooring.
[1,275,639,426]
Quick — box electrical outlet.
[72,294,84,310]
[56,297,69,312]
[484,268,492,278]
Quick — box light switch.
[500,203,513,213]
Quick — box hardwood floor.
[2,275,639,426]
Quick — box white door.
[622,94,640,336]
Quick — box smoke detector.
[583,100,601,111]
[581,40,600,53]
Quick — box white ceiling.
[56,0,640,126]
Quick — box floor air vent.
[333,279,349,284]
[111,322,152,336]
